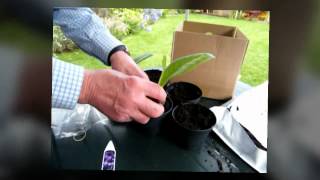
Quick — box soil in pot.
[165,82,202,106]
[168,103,216,150]
[173,103,215,130]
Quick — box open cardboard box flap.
[170,21,249,100]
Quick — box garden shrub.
[162,9,179,17]
[52,26,77,53]
[102,16,129,40]
[106,8,143,34]
[120,9,144,34]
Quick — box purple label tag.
[102,151,115,170]
[101,141,116,170]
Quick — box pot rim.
[172,103,216,132]
[166,81,202,100]
[162,96,174,116]
[143,67,163,72]
[150,95,173,120]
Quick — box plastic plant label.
[101,141,116,170]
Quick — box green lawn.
[54,14,269,86]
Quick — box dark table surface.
[51,81,256,172]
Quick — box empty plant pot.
[130,96,173,136]
[144,68,162,83]
[165,82,202,107]
[169,103,216,150]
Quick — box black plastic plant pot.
[130,96,173,136]
[165,82,202,107]
[144,68,170,89]
[169,103,216,151]
[144,68,162,83]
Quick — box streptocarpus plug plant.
[157,53,217,150]
[133,52,215,87]
[131,52,215,137]
[162,55,167,70]
[157,52,215,87]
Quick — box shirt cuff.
[91,29,123,66]
[52,58,84,109]
[107,45,130,65]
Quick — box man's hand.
[110,51,149,80]
[78,69,166,124]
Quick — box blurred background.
[1,0,320,179]
[53,9,269,87]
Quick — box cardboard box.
[170,21,249,100]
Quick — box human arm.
[52,58,165,124]
[53,7,148,79]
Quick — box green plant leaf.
[133,52,153,64]
[162,55,167,70]
[158,53,215,87]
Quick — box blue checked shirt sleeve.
[53,7,123,65]
[52,58,84,109]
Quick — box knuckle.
[133,110,148,123]
[114,114,122,121]
[118,114,129,122]
[158,105,165,116]
[151,104,164,118]
[159,87,167,99]
[142,72,149,79]
[140,116,150,124]
[126,76,140,87]
[116,115,123,121]
[155,84,166,100]
[113,101,123,115]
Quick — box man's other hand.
[110,51,149,80]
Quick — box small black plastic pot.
[165,82,202,107]
[130,96,173,136]
[144,68,162,83]
[167,103,216,151]
[144,67,170,91]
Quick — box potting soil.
[175,105,215,130]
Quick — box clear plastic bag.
[51,104,109,141]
